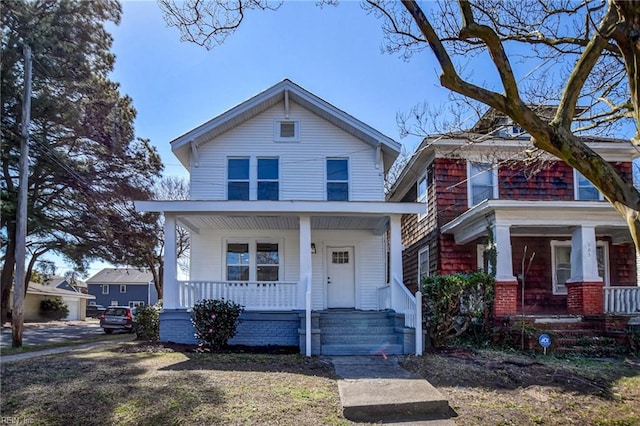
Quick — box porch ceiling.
[177,215,389,234]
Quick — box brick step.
[543,329,599,337]
[321,343,404,356]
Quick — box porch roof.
[135,200,425,234]
[442,199,631,244]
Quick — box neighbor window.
[551,241,609,295]
[129,301,145,307]
[417,174,427,220]
[574,170,602,201]
[226,240,281,282]
[227,157,250,200]
[226,243,250,281]
[418,247,429,285]
[257,158,279,200]
[327,158,349,201]
[110,301,118,306]
[102,285,109,295]
[120,285,126,293]
[274,120,299,141]
[468,162,496,206]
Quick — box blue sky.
[106,0,454,179]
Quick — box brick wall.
[494,281,518,317]
[567,282,604,315]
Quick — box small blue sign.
[538,334,551,348]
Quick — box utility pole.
[13,45,32,347]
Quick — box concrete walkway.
[329,356,456,425]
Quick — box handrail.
[177,280,298,310]
[392,274,423,356]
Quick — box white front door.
[327,247,355,308]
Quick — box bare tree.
[158,0,640,252]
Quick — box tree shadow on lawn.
[401,346,640,399]
[0,348,227,426]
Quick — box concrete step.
[320,318,394,327]
[322,334,399,345]
[321,325,396,335]
[331,356,453,423]
[321,343,403,356]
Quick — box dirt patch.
[401,347,640,425]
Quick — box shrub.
[421,271,494,347]
[134,303,160,341]
[40,297,69,320]
[191,299,244,349]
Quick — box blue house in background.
[86,268,157,307]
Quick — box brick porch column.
[566,226,604,315]
[493,223,518,317]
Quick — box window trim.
[119,285,126,293]
[418,247,429,285]
[573,169,604,201]
[129,301,145,308]
[551,240,609,295]
[224,238,283,282]
[102,285,109,295]
[326,157,349,201]
[274,120,300,142]
[467,161,498,207]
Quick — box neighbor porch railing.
[391,275,423,356]
[604,286,640,315]
[177,281,298,310]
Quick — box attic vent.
[274,120,299,141]
[280,122,295,137]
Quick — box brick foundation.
[494,280,518,317]
[566,281,604,315]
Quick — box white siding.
[189,101,385,201]
[189,228,387,311]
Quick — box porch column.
[493,222,518,317]
[389,214,403,309]
[163,214,178,310]
[299,215,312,308]
[566,225,604,315]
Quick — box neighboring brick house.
[86,268,157,308]
[388,109,638,318]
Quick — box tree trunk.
[0,222,17,324]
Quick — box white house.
[136,80,424,355]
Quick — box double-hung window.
[468,162,496,206]
[551,241,609,295]
[327,158,349,201]
[257,158,279,200]
[574,170,602,201]
[226,241,280,282]
[228,158,250,200]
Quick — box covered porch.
[442,200,638,316]
[136,200,425,355]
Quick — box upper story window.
[274,120,299,142]
[102,285,109,295]
[258,158,279,200]
[119,285,126,293]
[468,162,497,207]
[228,158,250,200]
[417,175,427,221]
[574,170,603,201]
[327,158,349,201]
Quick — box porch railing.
[604,286,640,315]
[392,275,423,356]
[177,281,298,310]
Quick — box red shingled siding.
[610,242,637,286]
[434,158,468,226]
[499,161,574,201]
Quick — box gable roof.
[86,268,154,285]
[19,282,95,299]
[170,79,401,172]
[44,275,87,290]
